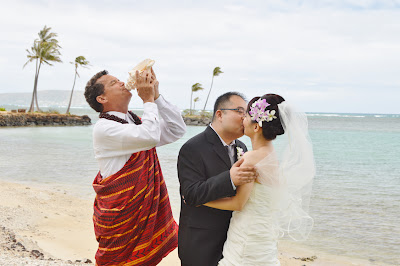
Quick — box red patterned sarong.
[92,147,178,265]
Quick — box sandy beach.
[0,180,390,266]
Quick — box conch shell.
[126,59,155,91]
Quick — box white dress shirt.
[209,124,237,189]
[93,95,186,179]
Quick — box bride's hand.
[230,158,257,187]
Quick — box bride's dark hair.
[246,93,285,140]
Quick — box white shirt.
[209,124,237,189]
[93,95,186,178]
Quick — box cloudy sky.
[1,0,399,114]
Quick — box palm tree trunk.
[29,75,38,112]
[190,91,193,115]
[203,76,214,111]
[34,62,42,112]
[34,86,40,112]
[28,90,35,112]
[29,60,39,112]
[66,69,78,114]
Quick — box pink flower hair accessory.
[249,98,277,127]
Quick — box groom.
[177,92,258,266]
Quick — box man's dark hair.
[212,92,246,121]
[84,70,108,112]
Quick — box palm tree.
[24,26,62,112]
[190,83,204,115]
[203,66,223,111]
[193,97,200,111]
[66,56,90,114]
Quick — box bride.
[204,94,315,266]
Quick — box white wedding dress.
[219,102,315,266]
[219,155,282,266]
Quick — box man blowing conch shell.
[84,60,186,266]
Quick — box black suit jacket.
[177,126,248,266]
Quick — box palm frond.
[191,83,204,92]
[213,66,223,76]
[75,55,90,67]
[25,26,62,68]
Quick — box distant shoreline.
[0,111,91,127]
[1,104,398,117]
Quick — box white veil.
[256,101,315,241]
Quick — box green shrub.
[182,109,213,118]
[200,110,212,118]
[182,109,190,116]
[0,107,6,111]
[43,108,60,114]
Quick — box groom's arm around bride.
[177,92,257,266]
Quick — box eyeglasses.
[220,107,246,117]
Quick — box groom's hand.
[230,158,257,187]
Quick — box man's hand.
[151,67,160,100]
[135,70,155,103]
[230,158,257,187]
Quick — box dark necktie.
[233,144,238,162]
[225,146,233,166]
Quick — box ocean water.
[0,108,399,265]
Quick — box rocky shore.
[0,111,211,127]
[0,227,92,265]
[0,181,96,265]
[182,116,211,126]
[0,111,91,127]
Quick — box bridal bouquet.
[126,59,155,91]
